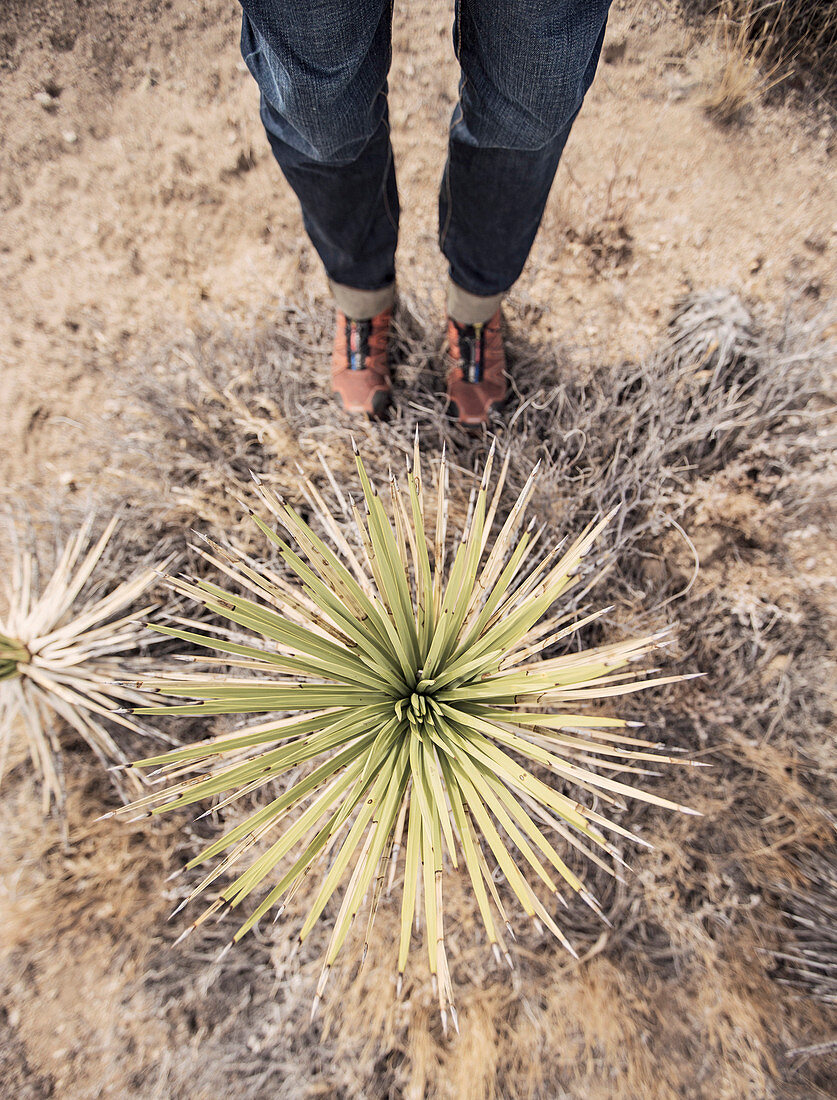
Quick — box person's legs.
[239,0,398,415]
[440,0,611,321]
[440,0,611,423]
[240,0,398,318]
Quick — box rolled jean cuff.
[447,279,506,325]
[329,279,396,319]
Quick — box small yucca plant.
[0,515,165,811]
[114,439,700,1029]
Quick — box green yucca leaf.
[0,515,170,812]
[113,438,704,1031]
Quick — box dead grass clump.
[561,152,638,274]
[115,287,832,580]
[770,847,837,1007]
[688,0,837,105]
[700,2,782,124]
[76,289,835,1096]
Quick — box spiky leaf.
[0,515,168,811]
[115,441,701,1028]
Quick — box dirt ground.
[1,0,834,500]
[1,0,835,1097]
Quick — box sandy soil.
[1,0,834,499]
[1,0,835,1097]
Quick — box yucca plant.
[1,515,166,811]
[112,438,700,1029]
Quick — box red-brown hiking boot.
[332,308,392,417]
[446,309,507,425]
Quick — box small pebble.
[34,91,59,111]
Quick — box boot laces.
[346,318,373,371]
[454,321,485,384]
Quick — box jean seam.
[441,0,465,254]
[380,112,397,234]
[439,157,453,251]
[379,0,397,235]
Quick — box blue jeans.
[240,0,610,309]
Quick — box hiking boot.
[332,307,393,418]
[446,309,508,425]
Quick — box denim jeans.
[239,0,611,314]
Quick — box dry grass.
[688,0,837,109]
[699,2,781,123]
[114,288,833,570]
[560,151,638,274]
[67,290,834,1095]
[770,847,837,1007]
[2,289,834,1097]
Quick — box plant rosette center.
[397,672,438,728]
[0,633,31,681]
